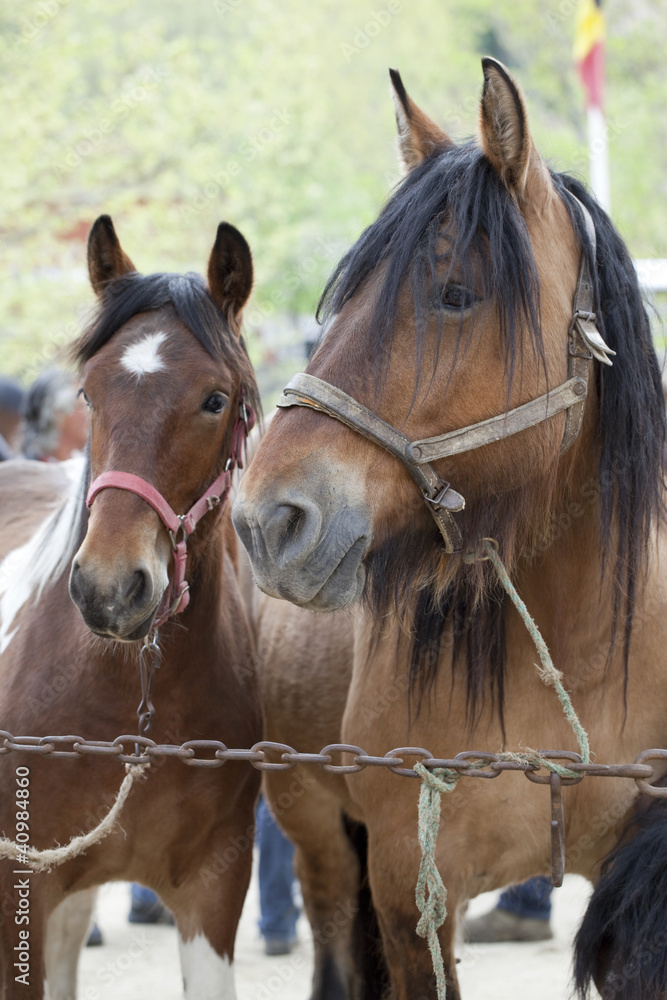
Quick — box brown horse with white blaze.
[0,217,261,998]
[234,60,667,999]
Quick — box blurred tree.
[1,0,665,389]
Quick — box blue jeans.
[256,797,299,941]
[131,884,159,907]
[498,876,553,920]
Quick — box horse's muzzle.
[69,559,162,640]
[232,484,370,612]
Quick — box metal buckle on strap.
[168,515,187,550]
[424,482,466,513]
[572,314,615,366]
[568,342,593,361]
[170,582,190,615]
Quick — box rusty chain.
[0,730,666,796]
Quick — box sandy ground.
[78,869,598,999]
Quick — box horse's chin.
[85,607,159,643]
[299,561,366,612]
[259,548,367,613]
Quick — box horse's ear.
[390,68,454,173]
[479,58,546,200]
[207,223,253,327]
[87,215,137,296]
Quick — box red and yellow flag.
[574,0,605,109]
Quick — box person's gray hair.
[22,369,80,460]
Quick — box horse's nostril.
[69,562,84,603]
[123,569,147,605]
[233,492,325,569]
[284,506,304,539]
[271,502,319,558]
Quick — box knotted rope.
[0,763,148,872]
[414,538,591,998]
[414,763,458,1000]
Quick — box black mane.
[73,271,260,417]
[319,143,543,401]
[317,145,665,727]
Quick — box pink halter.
[86,399,255,628]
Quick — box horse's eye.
[202,392,227,414]
[78,388,91,408]
[439,284,478,311]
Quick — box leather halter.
[86,398,255,628]
[277,198,614,554]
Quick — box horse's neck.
[135,512,251,737]
[515,462,619,690]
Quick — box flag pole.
[587,105,610,213]
[574,0,610,213]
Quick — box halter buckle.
[168,515,187,550]
[169,582,190,615]
[425,482,466,513]
[568,341,593,361]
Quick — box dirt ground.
[78,870,598,999]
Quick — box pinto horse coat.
[0,218,261,999]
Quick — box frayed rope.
[0,763,148,872]
[415,763,458,1000]
[414,539,592,997]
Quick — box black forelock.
[318,141,544,398]
[72,271,260,416]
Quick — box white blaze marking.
[178,933,235,1000]
[120,331,168,377]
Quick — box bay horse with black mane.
[234,59,667,999]
[0,217,261,998]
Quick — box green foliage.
[2,0,665,398]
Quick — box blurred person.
[0,375,26,460]
[22,368,88,462]
[463,876,553,942]
[128,883,173,925]
[256,796,299,955]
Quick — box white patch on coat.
[0,456,86,654]
[120,331,168,377]
[178,933,235,1000]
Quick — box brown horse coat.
[234,60,667,1000]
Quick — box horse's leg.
[0,867,51,1000]
[264,767,370,1000]
[364,815,461,1000]
[44,887,96,1000]
[164,812,256,1000]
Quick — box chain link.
[0,730,663,794]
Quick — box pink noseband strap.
[86,401,254,628]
